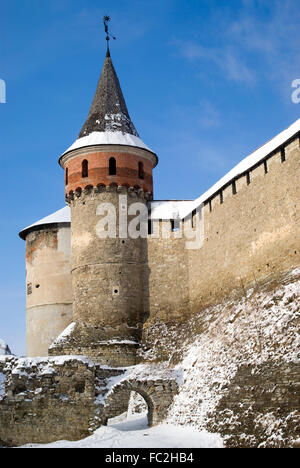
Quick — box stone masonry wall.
[147,222,190,324]
[143,135,300,334]
[188,137,300,314]
[62,186,150,365]
[0,356,96,447]
[142,266,300,448]
[0,357,178,447]
[25,226,73,357]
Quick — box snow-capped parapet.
[0,339,12,356]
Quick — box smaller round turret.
[19,207,73,357]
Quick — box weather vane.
[103,16,116,50]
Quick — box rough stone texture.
[50,186,151,366]
[49,323,139,366]
[147,222,190,324]
[141,266,300,448]
[102,378,178,427]
[0,356,96,447]
[141,137,300,331]
[187,138,300,315]
[0,357,178,447]
[206,362,300,448]
[25,226,73,357]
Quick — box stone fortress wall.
[6,41,299,446]
[146,132,300,327]
[1,126,298,448]
[21,130,300,357]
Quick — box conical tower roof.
[60,49,156,160]
[79,49,139,138]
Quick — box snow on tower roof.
[62,131,154,156]
[150,118,300,220]
[19,207,70,240]
[60,49,155,160]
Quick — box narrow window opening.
[281,147,286,163]
[232,181,237,195]
[148,219,153,235]
[109,157,117,176]
[138,162,144,180]
[65,168,68,186]
[82,160,88,178]
[264,160,268,174]
[171,219,180,232]
[191,209,196,228]
[220,191,224,204]
[246,172,251,185]
[209,200,212,212]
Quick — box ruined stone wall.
[0,357,178,447]
[25,226,73,357]
[0,356,96,447]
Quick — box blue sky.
[0,0,299,355]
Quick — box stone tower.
[51,48,158,366]
[19,208,73,357]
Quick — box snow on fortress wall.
[188,133,300,313]
[145,132,300,325]
[141,131,300,448]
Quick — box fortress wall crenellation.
[188,135,300,314]
[202,133,299,216]
[144,133,300,326]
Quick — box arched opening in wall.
[65,167,68,186]
[138,162,144,179]
[109,157,117,176]
[82,159,88,178]
[107,390,152,431]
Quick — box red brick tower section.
[51,48,158,366]
[63,145,155,201]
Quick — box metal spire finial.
[103,16,116,51]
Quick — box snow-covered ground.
[22,413,223,448]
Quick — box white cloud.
[173,40,256,85]
[171,0,300,92]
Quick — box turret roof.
[79,49,139,138]
[60,50,155,159]
[19,207,70,240]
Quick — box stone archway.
[102,378,178,427]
